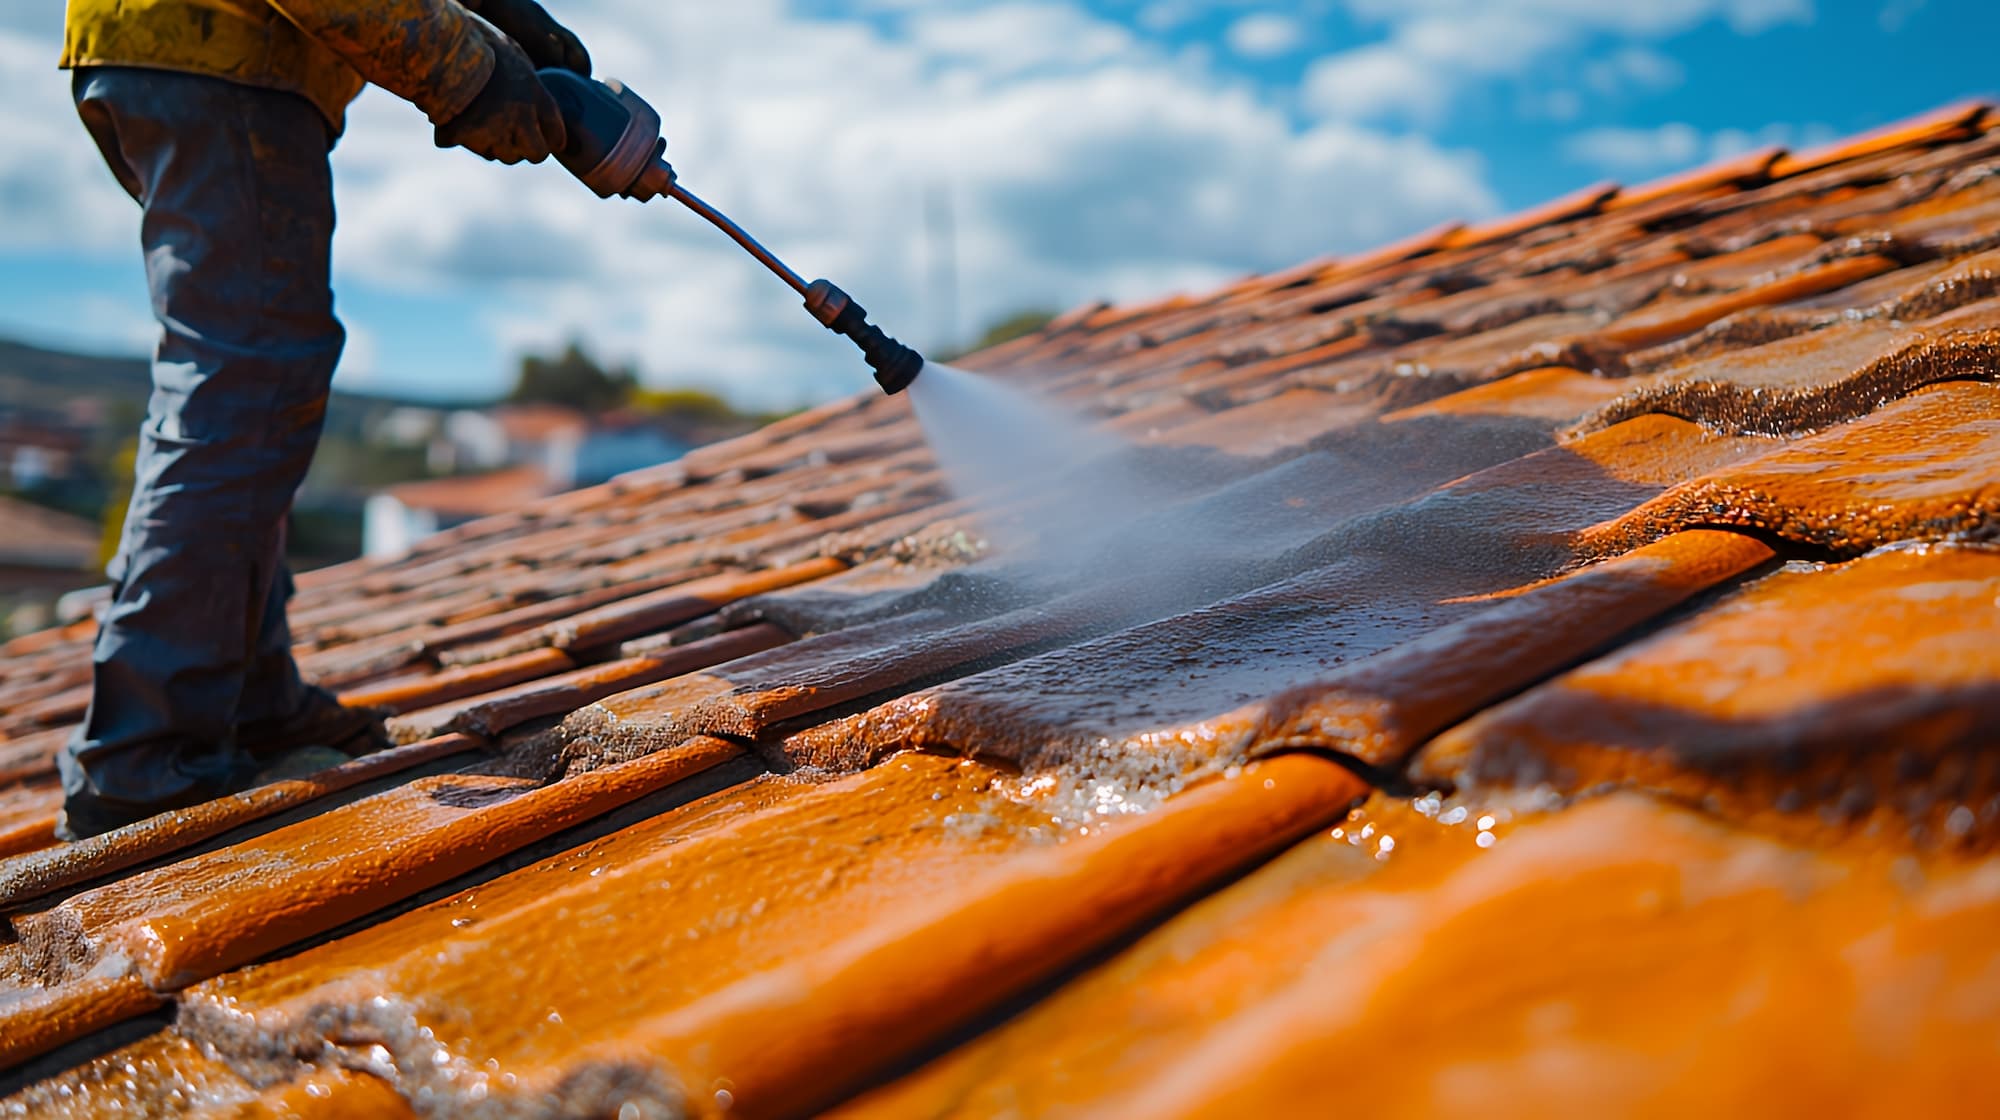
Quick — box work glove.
[435,26,567,165]
[464,0,592,76]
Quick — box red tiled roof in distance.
[379,463,554,519]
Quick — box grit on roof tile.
[4,100,2000,1111]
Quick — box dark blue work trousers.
[61,67,343,807]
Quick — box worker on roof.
[54,0,592,839]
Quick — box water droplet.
[1946,805,1976,838]
[1476,815,1496,831]
[1476,831,1496,849]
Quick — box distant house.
[0,495,101,636]
[363,465,553,560]
[362,409,689,559]
[0,417,86,491]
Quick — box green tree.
[509,341,636,413]
[973,308,1058,349]
[935,308,1058,362]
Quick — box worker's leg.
[60,67,343,824]
[235,540,307,728]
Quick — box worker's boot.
[57,691,390,842]
[55,747,258,842]
[236,686,392,765]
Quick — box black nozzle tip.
[866,335,924,395]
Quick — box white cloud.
[1304,0,1812,125]
[1878,0,1926,32]
[1226,13,1306,58]
[1563,119,1837,175]
[0,2,1497,408]
[1562,122,1705,172]
[0,34,140,254]
[1582,46,1685,96]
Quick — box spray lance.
[537,71,925,396]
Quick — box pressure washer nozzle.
[804,280,925,395]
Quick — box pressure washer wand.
[538,71,925,396]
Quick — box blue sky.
[0,0,1992,408]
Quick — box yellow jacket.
[61,0,497,132]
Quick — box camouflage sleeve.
[267,0,498,124]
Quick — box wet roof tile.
[842,791,2000,1119]
[1416,542,2000,845]
[6,101,2000,1110]
[180,754,1357,1118]
[1584,380,2000,556]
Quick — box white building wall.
[362,494,439,560]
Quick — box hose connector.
[804,279,925,395]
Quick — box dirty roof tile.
[1583,380,2000,557]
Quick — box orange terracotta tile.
[183,753,1360,1119]
[0,972,163,1072]
[11,738,744,998]
[1602,144,1783,212]
[788,420,1768,777]
[0,781,58,859]
[337,647,577,714]
[0,728,69,787]
[1441,181,1618,250]
[0,618,96,660]
[0,685,88,737]
[1583,381,2000,556]
[1418,543,2000,846]
[446,558,845,664]
[1319,219,1465,278]
[1768,99,1990,179]
[1372,309,1611,388]
[1582,298,2000,436]
[848,792,2000,1119]
[0,734,484,912]
[1596,252,1897,351]
[1147,387,1378,456]
[1250,530,1774,770]
[387,624,791,743]
[0,1029,404,1118]
[1383,365,1625,423]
